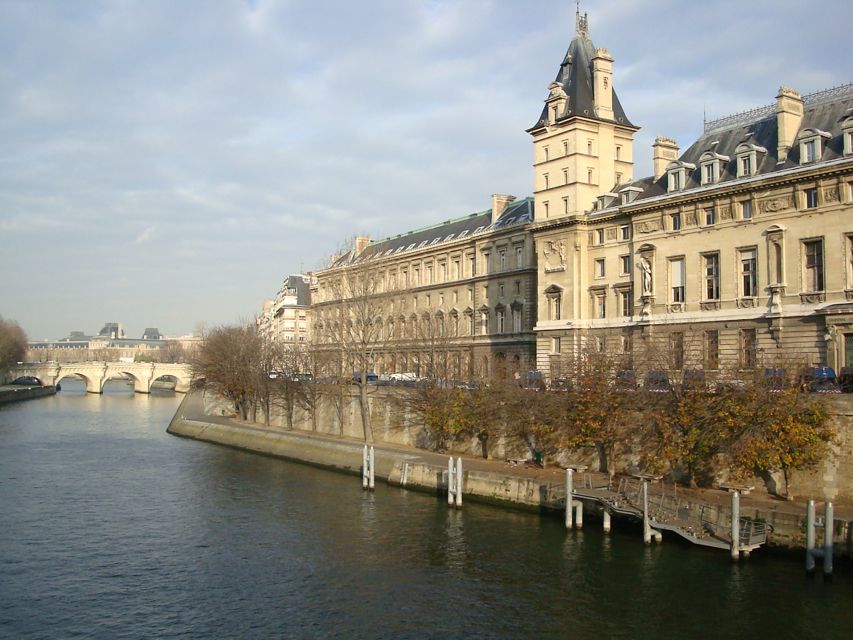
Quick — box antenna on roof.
[703,104,707,129]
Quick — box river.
[1,378,851,639]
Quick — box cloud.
[0,0,850,339]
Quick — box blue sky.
[1,0,850,340]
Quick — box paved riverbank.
[168,389,852,558]
[0,385,56,405]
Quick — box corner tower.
[527,11,639,221]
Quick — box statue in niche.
[639,256,652,295]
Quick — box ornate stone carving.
[636,220,660,234]
[606,227,617,240]
[799,292,825,304]
[685,212,698,227]
[759,196,794,213]
[823,187,840,203]
[719,205,733,221]
[667,303,684,314]
[845,289,853,301]
[700,301,720,311]
[737,297,757,309]
[542,239,566,273]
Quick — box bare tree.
[0,316,27,378]
[315,255,385,442]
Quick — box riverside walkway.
[170,390,850,559]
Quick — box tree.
[0,316,27,377]
[315,254,385,442]
[191,324,266,420]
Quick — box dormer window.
[734,142,766,178]
[666,161,694,192]
[798,128,831,164]
[698,151,730,185]
[620,186,643,204]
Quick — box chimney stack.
[776,86,803,162]
[491,194,516,223]
[354,236,370,255]
[592,48,614,120]
[652,136,680,180]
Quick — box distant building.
[257,274,312,343]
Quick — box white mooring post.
[642,480,651,544]
[730,490,740,562]
[565,469,573,529]
[368,446,375,491]
[362,445,369,489]
[806,500,817,575]
[448,457,456,506]
[824,501,834,578]
[602,508,611,534]
[455,457,463,508]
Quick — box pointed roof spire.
[576,2,589,39]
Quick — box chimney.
[354,235,370,255]
[652,136,680,180]
[776,86,803,162]
[491,194,516,223]
[592,48,614,120]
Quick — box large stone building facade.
[257,274,312,344]
[311,196,537,380]
[531,12,853,383]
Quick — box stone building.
[531,12,853,382]
[311,196,537,380]
[257,274,312,344]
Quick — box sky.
[1,0,850,341]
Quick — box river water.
[1,378,851,639]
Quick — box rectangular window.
[703,163,716,184]
[439,263,446,282]
[595,293,606,319]
[467,314,474,335]
[499,283,505,298]
[563,168,568,185]
[740,249,757,297]
[468,255,476,277]
[740,329,757,369]
[550,293,562,320]
[496,310,505,333]
[453,260,461,279]
[563,140,568,155]
[620,224,631,240]
[741,200,753,220]
[616,145,622,160]
[499,250,506,271]
[620,289,633,317]
[805,188,818,209]
[516,246,523,268]
[543,173,549,189]
[512,307,522,332]
[594,258,605,278]
[670,332,684,370]
[804,139,817,163]
[596,228,605,245]
[739,155,752,177]
[543,146,549,161]
[704,330,719,370]
[515,280,521,295]
[671,171,682,191]
[705,207,716,225]
[552,337,561,354]
[671,213,681,231]
[670,258,685,303]
[482,252,490,275]
[804,239,824,291]
[704,253,720,300]
[620,255,631,275]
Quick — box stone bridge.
[14,362,193,394]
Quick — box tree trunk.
[359,381,373,442]
[595,442,609,474]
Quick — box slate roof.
[331,198,534,267]
[275,274,311,307]
[528,14,634,132]
[614,83,853,204]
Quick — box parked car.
[839,367,853,393]
[643,370,672,393]
[762,367,788,393]
[613,369,638,391]
[352,371,379,384]
[680,369,707,392]
[523,371,545,390]
[797,366,841,393]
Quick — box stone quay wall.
[0,385,56,406]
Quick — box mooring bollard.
[602,508,611,534]
[455,457,463,508]
[401,462,409,487]
[368,446,375,491]
[564,468,583,529]
[448,457,456,506]
[642,480,651,544]
[362,445,369,490]
[730,490,740,562]
[805,499,834,579]
[824,501,833,578]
